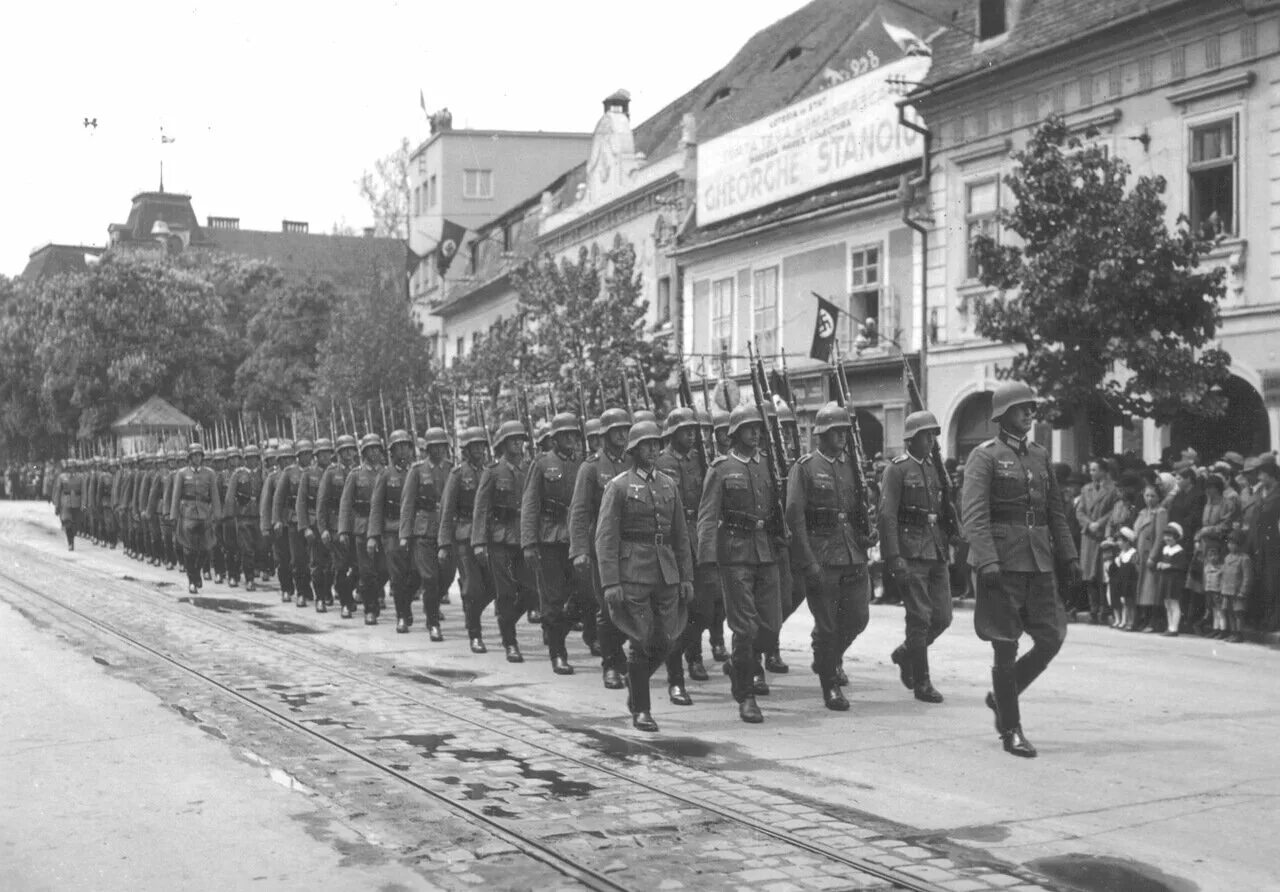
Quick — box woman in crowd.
[1133,480,1168,632]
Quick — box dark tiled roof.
[111,395,196,432]
[922,0,1190,89]
[117,192,209,243]
[21,244,103,282]
[203,229,407,293]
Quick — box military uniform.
[400,457,449,631]
[159,459,181,568]
[370,459,413,627]
[260,463,291,596]
[569,446,631,680]
[145,456,169,566]
[55,464,84,549]
[696,449,782,708]
[296,457,334,608]
[215,458,239,584]
[317,458,357,614]
[169,459,223,590]
[224,459,263,587]
[787,449,871,691]
[472,454,534,650]
[521,447,586,664]
[595,463,693,722]
[273,457,314,605]
[439,457,488,643]
[338,457,385,621]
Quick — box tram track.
[0,541,1048,892]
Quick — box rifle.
[547,385,558,416]
[473,390,495,457]
[517,378,537,459]
[329,400,338,440]
[745,340,788,534]
[406,386,418,447]
[440,388,458,463]
[311,404,320,442]
[828,338,873,541]
[698,370,717,457]
[379,390,390,436]
[574,374,590,451]
[636,363,653,412]
[595,372,606,414]
[347,399,358,436]
[620,368,635,416]
[752,338,791,481]
[901,354,960,540]
[679,366,711,471]
[779,348,802,460]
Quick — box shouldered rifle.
[406,386,418,444]
[828,339,873,541]
[574,375,590,451]
[752,337,791,484]
[779,348,802,460]
[517,378,537,460]
[902,355,960,539]
[440,389,458,463]
[679,365,711,471]
[746,340,788,535]
[698,371,718,457]
[379,390,390,438]
[621,368,635,416]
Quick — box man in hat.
[170,443,223,594]
[260,445,294,601]
[473,420,535,661]
[595,420,693,732]
[1252,456,1280,631]
[961,381,1079,758]
[54,459,84,551]
[1076,459,1119,624]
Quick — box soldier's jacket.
[146,467,168,519]
[85,470,97,512]
[224,466,263,520]
[595,465,693,588]
[295,463,328,530]
[337,462,380,538]
[161,468,180,524]
[877,453,947,563]
[136,467,156,518]
[215,467,233,514]
[960,430,1077,573]
[787,450,868,570]
[259,469,279,535]
[520,450,580,548]
[115,468,134,514]
[55,471,83,518]
[110,467,127,511]
[369,463,410,539]
[472,456,525,547]
[438,460,485,547]
[696,450,780,566]
[399,459,448,541]
[568,448,630,560]
[97,469,114,507]
[315,462,352,534]
[655,444,706,534]
[272,463,303,528]
[169,466,223,524]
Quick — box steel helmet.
[358,433,384,454]
[334,434,358,452]
[243,444,261,459]
[292,439,314,456]
[664,407,698,436]
[774,398,796,425]
[695,408,712,427]
[728,404,763,438]
[534,421,552,444]
[416,436,427,452]
[459,426,488,449]
[494,420,526,449]
[226,445,244,459]
[989,381,1039,422]
[626,420,663,453]
[313,438,334,453]
[187,442,205,456]
[584,418,602,438]
[549,412,580,437]
[632,409,657,425]
[423,426,449,446]
[600,407,631,434]
[903,410,942,440]
[711,408,731,432]
[387,429,414,449]
[813,402,852,435]
[154,447,166,460]
[277,440,293,456]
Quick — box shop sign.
[696,54,931,226]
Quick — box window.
[978,0,1006,40]
[752,267,779,357]
[847,247,880,350]
[463,169,493,199]
[413,186,421,216]
[711,277,734,356]
[417,155,426,176]
[469,241,481,275]
[455,336,465,363]
[428,175,437,208]
[705,86,732,109]
[1189,117,1237,238]
[656,276,672,325]
[966,179,1000,279]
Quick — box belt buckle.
[836,511,847,522]
[754,519,765,530]
[1026,509,1036,527]
[654,531,665,546]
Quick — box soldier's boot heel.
[912,648,944,703]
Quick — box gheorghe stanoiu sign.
[696,54,931,227]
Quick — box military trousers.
[284,527,311,602]
[484,543,535,646]
[327,535,357,610]
[273,528,294,596]
[221,518,240,582]
[353,536,384,617]
[232,519,260,582]
[668,561,718,681]
[382,534,415,623]
[307,530,333,602]
[718,561,781,696]
[899,558,952,652]
[407,537,441,625]
[454,542,488,638]
[808,564,870,684]
[610,582,686,670]
[578,554,626,674]
[976,569,1066,699]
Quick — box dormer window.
[978,0,1007,40]
[774,46,803,70]
[705,86,732,109]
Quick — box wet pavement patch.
[247,618,322,635]
[179,596,265,613]
[568,724,760,767]
[448,746,597,798]
[1029,854,1199,892]
[373,732,455,756]
[474,696,542,718]
[392,671,444,688]
[948,824,1012,843]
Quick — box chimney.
[363,227,376,238]
[603,89,631,118]
[282,220,308,234]
[207,216,240,230]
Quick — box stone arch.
[855,409,884,459]
[1170,372,1269,461]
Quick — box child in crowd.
[1105,530,1138,630]
[1201,533,1226,638]
[1155,522,1189,637]
[1220,530,1253,644]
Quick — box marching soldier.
[114,455,135,558]
[317,435,359,617]
[169,443,223,594]
[296,437,335,610]
[961,381,1080,758]
[160,450,181,570]
[132,454,151,560]
[472,420,535,661]
[570,408,632,690]
[786,403,871,711]
[144,448,168,567]
[54,459,83,550]
[338,434,387,624]
[224,444,263,591]
[84,458,99,544]
[260,445,293,600]
[535,422,553,455]
[207,449,229,581]
[584,417,602,458]
[439,427,492,652]
[400,427,451,640]
[654,407,714,703]
[274,440,315,608]
[880,410,952,704]
[595,420,693,732]
[697,404,782,724]
[521,411,586,675]
[96,458,117,548]
[370,430,416,632]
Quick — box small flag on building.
[809,293,841,361]
[436,219,466,274]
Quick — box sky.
[1,0,812,276]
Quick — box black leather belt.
[990,506,1047,527]
[621,529,671,545]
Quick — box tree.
[0,275,50,460]
[971,115,1229,426]
[356,137,411,239]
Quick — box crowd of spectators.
[2,462,52,501]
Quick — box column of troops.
[51,379,1077,757]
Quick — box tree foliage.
[971,115,1229,426]
[235,275,339,418]
[356,137,412,239]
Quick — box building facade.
[912,0,1280,465]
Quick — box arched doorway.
[1170,375,1270,460]
[952,392,997,461]
[855,409,884,458]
